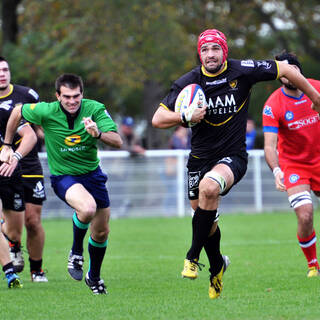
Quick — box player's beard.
[204,63,223,74]
[279,79,297,91]
[284,83,298,91]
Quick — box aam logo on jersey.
[64,135,81,146]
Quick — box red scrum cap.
[197,29,228,64]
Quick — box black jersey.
[161,58,279,160]
[0,104,27,182]
[0,84,43,175]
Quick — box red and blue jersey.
[263,79,320,165]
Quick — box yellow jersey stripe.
[21,175,44,178]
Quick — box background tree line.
[1,0,320,148]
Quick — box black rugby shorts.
[187,154,248,200]
[0,179,25,211]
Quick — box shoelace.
[190,260,205,271]
[71,256,83,269]
[9,243,23,253]
[32,269,48,276]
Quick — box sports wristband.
[12,151,23,161]
[95,131,102,139]
[181,112,187,124]
[2,142,12,147]
[272,167,282,178]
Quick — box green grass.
[2,211,320,320]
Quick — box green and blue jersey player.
[0,73,123,294]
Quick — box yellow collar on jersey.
[0,84,13,99]
[201,62,227,77]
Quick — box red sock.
[297,230,319,269]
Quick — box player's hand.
[82,117,100,138]
[190,104,207,123]
[0,157,18,177]
[274,170,286,192]
[0,145,14,164]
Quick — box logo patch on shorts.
[188,171,201,196]
[33,181,45,199]
[13,193,23,210]
[218,157,233,164]
[289,174,300,184]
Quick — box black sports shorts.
[186,153,248,200]
[21,177,46,205]
[0,179,25,211]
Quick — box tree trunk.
[142,80,170,149]
[2,0,21,45]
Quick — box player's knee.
[78,202,97,219]
[202,171,227,195]
[93,226,109,242]
[25,214,41,231]
[199,178,220,201]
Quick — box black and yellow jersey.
[0,84,43,176]
[160,58,279,160]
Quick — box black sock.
[88,236,107,281]
[29,258,42,273]
[71,212,89,255]
[2,232,20,248]
[186,207,217,260]
[3,262,14,274]
[204,225,223,276]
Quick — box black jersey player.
[152,29,320,299]
[0,98,37,289]
[0,56,47,282]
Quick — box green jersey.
[22,99,117,176]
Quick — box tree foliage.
[2,0,320,147]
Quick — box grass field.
[2,211,320,320]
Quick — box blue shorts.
[50,166,110,209]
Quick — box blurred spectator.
[169,126,191,150]
[246,118,256,150]
[119,116,145,156]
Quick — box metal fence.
[38,149,307,219]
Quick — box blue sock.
[71,212,89,255]
[88,236,107,281]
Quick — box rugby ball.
[174,84,206,127]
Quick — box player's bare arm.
[277,61,320,112]
[0,124,37,176]
[100,131,122,149]
[152,105,206,129]
[0,105,24,164]
[82,117,122,148]
[264,131,285,192]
